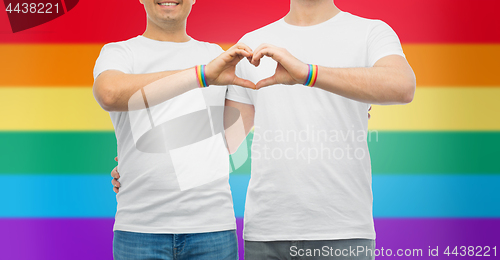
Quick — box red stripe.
[337,0,500,44]
[0,0,498,43]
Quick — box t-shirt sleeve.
[367,20,405,67]
[226,63,254,105]
[93,43,133,81]
[211,43,225,56]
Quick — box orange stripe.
[0,44,102,87]
[1,44,499,87]
[404,44,500,87]
[219,44,232,51]
[196,65,204,88]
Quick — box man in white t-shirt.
[225,0,416,259]
[92,0,254,259]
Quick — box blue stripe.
[0,174,116,217]
[373,174,500,217]
[201,65,208,87]
[305,64,313,85]
[1,174,499,218]
[229,174,250,217]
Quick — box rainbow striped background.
[1,0,499,259]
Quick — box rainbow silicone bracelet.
[196,65,209,88]
[304,64,318,87]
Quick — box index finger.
[111,166,120,179]
[231,43,253,55]
[251,46,278,66]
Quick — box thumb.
[233,76,256,89]
[255,75,277,89]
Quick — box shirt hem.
[243,232,376,242]
[226,92,253,105]
[113,222,237,234]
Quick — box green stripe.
[370,131,500,174]
[1,131,498,174]
[0,131,117,174]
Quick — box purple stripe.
[0,218,498,259]
[237,218,245,260]
[0,218,114,260]
[374,218,500,258]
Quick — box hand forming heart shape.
[205,43,310,90]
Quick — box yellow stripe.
[312,64,318,86]
[0,87,113,131]
[369,87,500,131]
[0,87,499,131]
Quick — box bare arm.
[224,99,255,154]
[93,69,185,112]
[94,43,255,112]
[251,44,416,105]
[314,55,415,104]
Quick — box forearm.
[314,60,416,105]
[94,69,190,111]
[251,45,416,105]
[95,43,255,111]
[224,100,255,154]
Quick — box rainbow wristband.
[304,64,318,87]
[196,65,209,88]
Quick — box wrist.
[298,63,310,84]
[304,64,319,87]
[204,63,216,85]
[195,65,209,88]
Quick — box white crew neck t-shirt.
[227,11,405,241]
[93,36,236,234]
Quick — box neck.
[285,0,340,26]
[142,18,190,42]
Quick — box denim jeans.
[113,229,238,260]
[245,239,375,260]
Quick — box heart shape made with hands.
[207,43,310,90]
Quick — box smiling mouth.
[158,2,179,6]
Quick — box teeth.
[159,2,177,5]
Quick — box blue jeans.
[113,229,238,260]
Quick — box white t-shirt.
[227,11,405,241]
[93,36,236,234]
